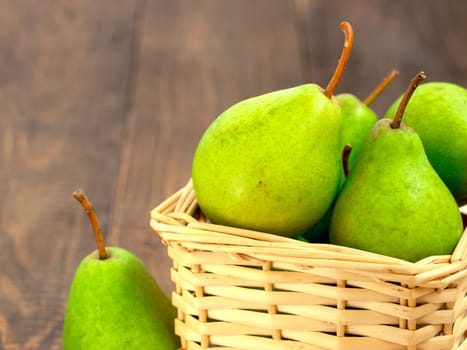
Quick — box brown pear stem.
[363,69,399,106]
[342,144,353,178]
[324,21,354,98]
[391,71,426,129]
[73,189,109,260]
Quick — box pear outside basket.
[150,179,467,350]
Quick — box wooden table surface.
[1,1,466,349]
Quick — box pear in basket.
[63,190,180,350]
[384,81,467,205]
[329,72,464,262]
[192,22,354,238]
[301,70,398,243]
[337,69,398,173]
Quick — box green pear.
[301,70,398,243]
[337,69,398,172]
[192,22,354,237]
[193,84,341,237]
[300,145,352,243]
[384,81,467,205]
[63,191,179,350]
[329,72,464,262]
[336,93,377,171]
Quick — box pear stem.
[363,69,399,106]
[391,71,426,129]
[324,21,354,98]
[342,144,353,178]
[73,189,109,260]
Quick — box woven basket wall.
[150,179,467,350]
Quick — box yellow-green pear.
[384,81,467,205]
[330,73,464,262]
[299,144,352,243]
[336,69,398,172]
[336,93,377,170]
[63,191,180,350]
[192,22,354,237]
[301,70,398,243]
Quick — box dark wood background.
[0,1,466,348]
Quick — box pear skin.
[302,70,398,243]
[63,247,180,349]
[330,72,463,262]
[193,84,342,237]
[337,93,377,171]
[64,191,179,349]
[329,119,463,262]
[192,21,354,237]
[384,82,467,205]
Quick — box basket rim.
[150,179,467,280]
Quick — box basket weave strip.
[175,323,456,350]
[156,226,467,288]
[170,269,463,323]
[152,180,467,349]
[153,220,464,273]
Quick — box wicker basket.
[150,179,467,350]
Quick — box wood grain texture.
[0,0,466,349]
[0,1,137,349]
[294,0,467,116]
[108,0,303,296]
